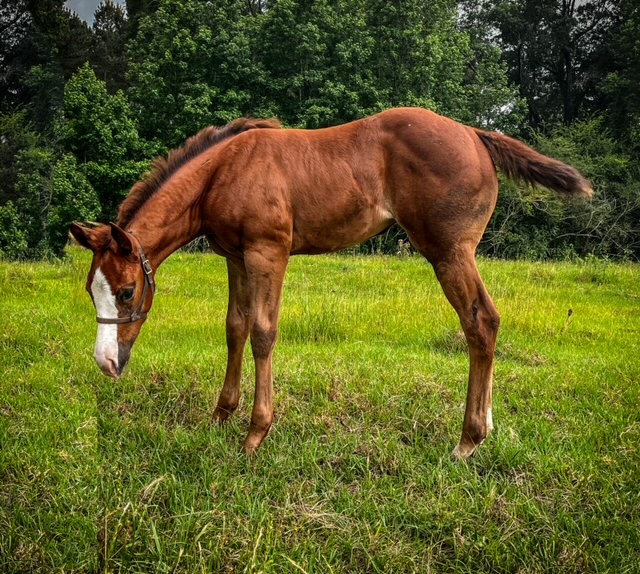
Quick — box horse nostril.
[97,357,119,378]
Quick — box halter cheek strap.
[96,246,156,325]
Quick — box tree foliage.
[0,0,638,260]
[91,0,129,92]
[62,63,149,219]
[464,0,618,130]
[47,154,101,256]
[599,0,640,151]
[482,118,640,259]
[0,201,28,259]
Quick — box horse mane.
[117,117,282,228]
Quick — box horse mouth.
[97,358,120,378]
[96,355,129,378]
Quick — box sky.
[64,0,126,26]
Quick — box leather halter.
[96,245,156,325]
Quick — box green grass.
[1,249,639,573]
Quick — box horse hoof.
[243,436,263,455]
[243,423,272,454]
[243,443,258,456]
[452,442,477,461]
[213,405,234,424]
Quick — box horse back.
[204,108,498,257]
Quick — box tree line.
[0,0,638,260]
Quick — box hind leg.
[436,248,499,458]
[423,244,500,459]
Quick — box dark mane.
[117,117,282,228]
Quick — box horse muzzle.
[94,343,131,378]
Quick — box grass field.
[1,248,639,573]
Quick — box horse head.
[70,222,156,378]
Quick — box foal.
[71,108,591,459]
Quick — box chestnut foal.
[71,108,591,458]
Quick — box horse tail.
[473,128,593,198]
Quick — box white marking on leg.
[91,267,119,375]
[487,407,494,433]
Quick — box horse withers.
[70,107,592,459]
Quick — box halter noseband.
[96,245,156,325]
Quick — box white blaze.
[91,267,118,373]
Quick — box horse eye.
[119,287,135,303]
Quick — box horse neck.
[126,168,209,268]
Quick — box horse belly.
[290,201,394,255]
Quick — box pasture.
[1,249,638,573]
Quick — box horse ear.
[70,222,99,251]
[109,223,134,256]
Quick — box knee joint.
[251,324,277,358]
[471,300,500,334]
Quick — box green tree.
[311,0,381,124]
[127,0,257,145]
[0,201,28,259]
[125,0,161,35]
[91,0,129,92]
[368,0,449,110]
[482,117,640,260]
[257,0,335,126]
[9,148,101,259]
[472,0,617,130]
[47,154,101,256]
[62,62,149,219]
[12,146,56,258]
[20,0,93,131]
[0,0,33,113]
[459,3,527,131]
[599,0,640,150]
[257,0,521,128]
[257,0,379,126]
[0,110,39,205]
